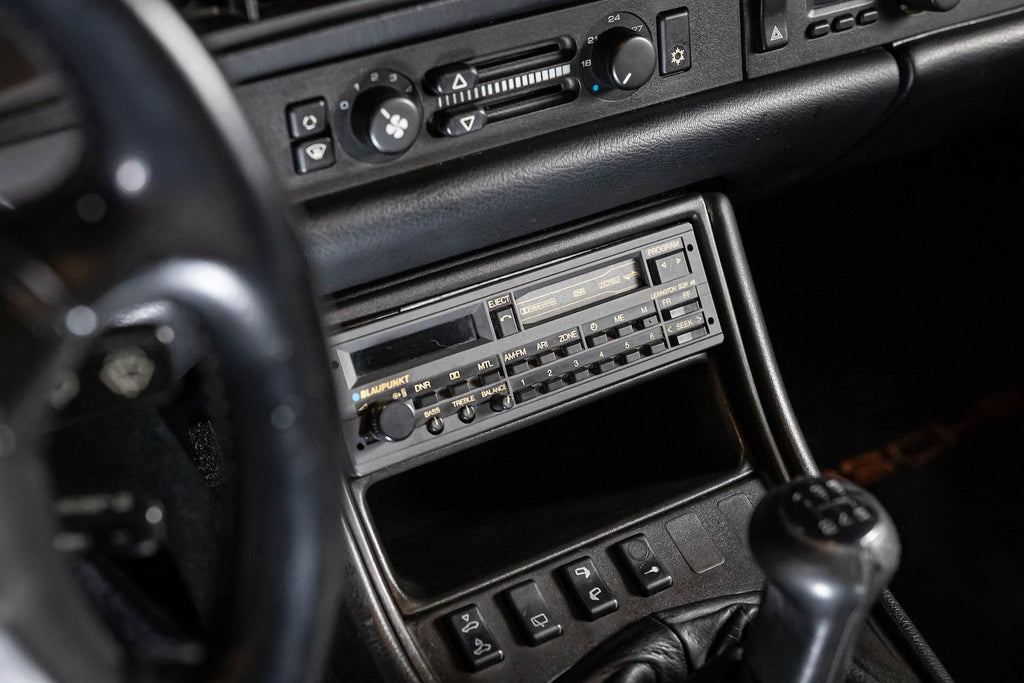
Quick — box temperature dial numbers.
[580,13,655,101]
[337,70,423,162]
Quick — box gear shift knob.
[743,476,900,683]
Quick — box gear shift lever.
[743,476,900,683]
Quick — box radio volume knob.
[595,28,656,91]
[364,401,416,442]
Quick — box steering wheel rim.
[0,1,343,682]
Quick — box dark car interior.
[2,0,1023,681]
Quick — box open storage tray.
[364,358,745,600]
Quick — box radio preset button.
[617,349,643,365]
[542,376,566,393]
[514,386,539,402]
[427,415,445,435]
[591,357,616,374]
[572,366,592,382]
[643,340,668,356]
[458,405,476,423]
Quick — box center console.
[329,194,798,681]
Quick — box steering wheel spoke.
[1,2,344,682]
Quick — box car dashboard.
[2,0,1024,682]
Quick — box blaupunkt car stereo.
[330,223,723,475]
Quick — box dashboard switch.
[435,107,487,137]
[832,14,855,31]
[445,605,504,671]
[286,98,327,138]
[614,534,673,596]
[657,10,692,75]
[755,0,789,52]
[560,557,618,620]
[424,63,478,95]
[292,137,335,174]
[504,581,563,646]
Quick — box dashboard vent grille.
[178,0,341,33]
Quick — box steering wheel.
[0,1,342,682]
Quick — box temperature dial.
[580,13,655,101]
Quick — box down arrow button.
[435,106,487,138]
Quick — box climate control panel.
[236,0,741,196]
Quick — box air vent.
[177,0,341,34]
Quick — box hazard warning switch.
[434,106,488,138]
[755,0,789,52]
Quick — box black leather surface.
[556,593,761,683]
[554,591,922,683]
[838,8,1024,171]
[301,49,901,296]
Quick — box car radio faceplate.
[330,220,724,475]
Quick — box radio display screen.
[351,315,479,379]
[515,257,645,328]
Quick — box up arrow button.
[436,106,487,138]
[424,63,479,95]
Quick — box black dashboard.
[3,0,1024,681]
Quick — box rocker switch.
[756,0,790,52]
